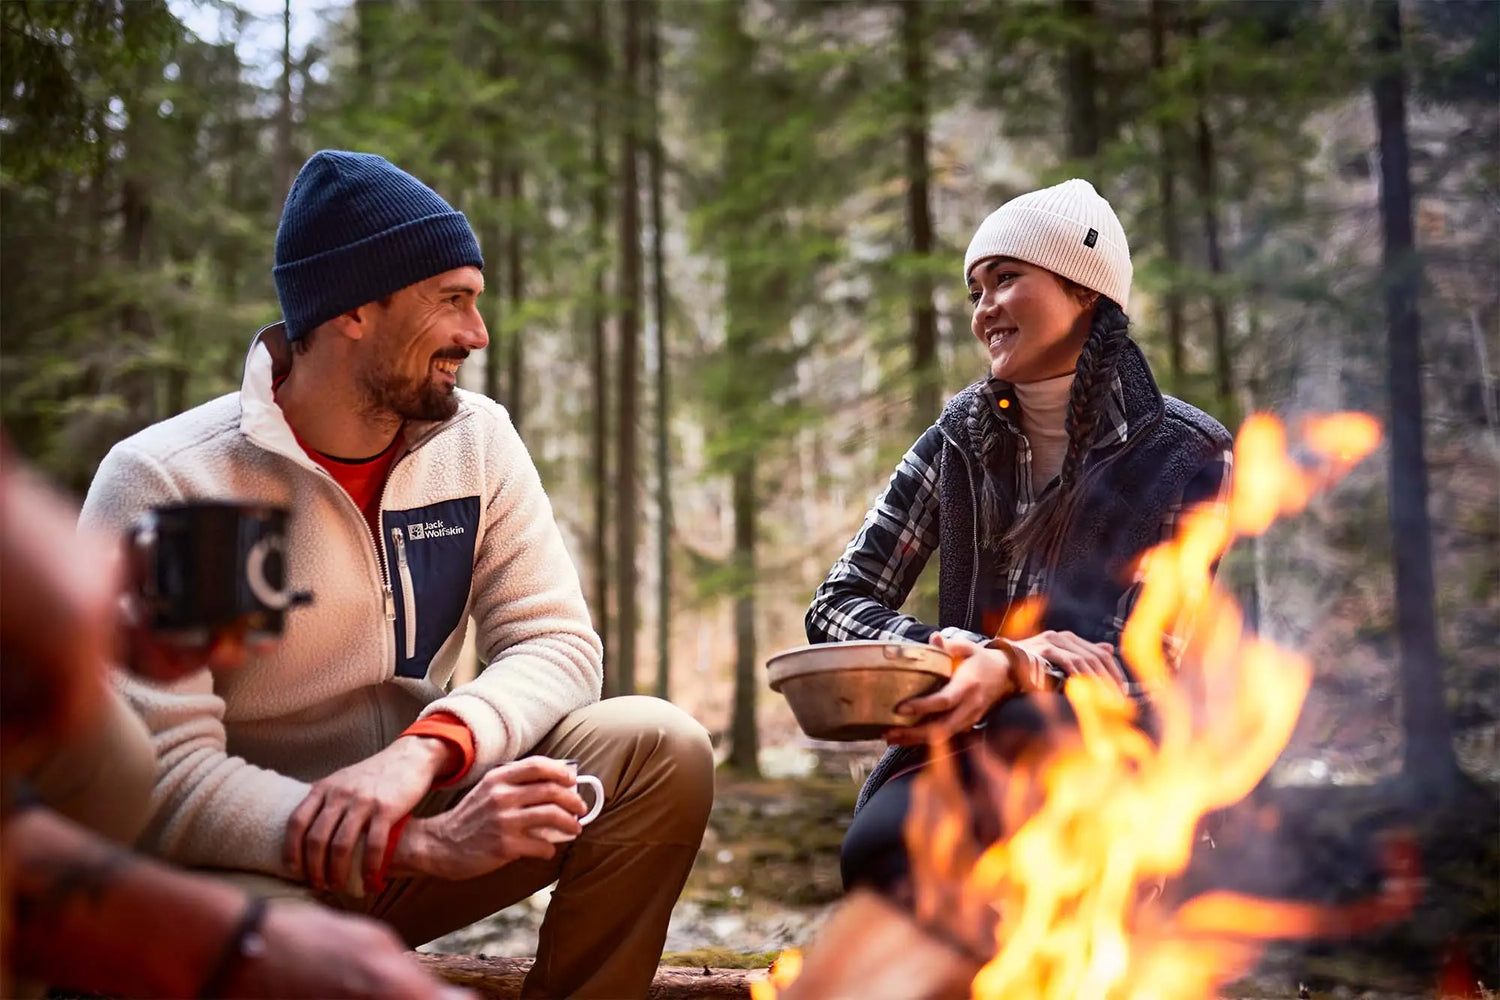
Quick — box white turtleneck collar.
[1012,372,1074,487]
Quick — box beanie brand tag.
[1084,228,1099,248]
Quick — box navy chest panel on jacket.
[382,496,480,678]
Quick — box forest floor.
[424,745,1499,1000]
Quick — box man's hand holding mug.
[391,757,606,882]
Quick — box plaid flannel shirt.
[808,375,1233,671]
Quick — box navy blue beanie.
[272,151,484,341]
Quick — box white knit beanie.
[963,178,1132,312]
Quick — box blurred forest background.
[3,0,1498,981]
[2,0,1497,794]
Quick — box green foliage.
[1408,0,1500,107]
[0,0,178,183]
[0,3,277,490]
[1,0,1492,800]
[682,2,858,506]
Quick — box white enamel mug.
[561,758,605,826]
[537,758,605,843]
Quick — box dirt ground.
[422,771,853,965]
[424,763,1498,999]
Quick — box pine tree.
[646,0,673,702]
[1370,0,1461,797]
[613,0,644,697]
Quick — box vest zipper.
[391,526,418,660]
[939,427,982,634]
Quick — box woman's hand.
[1009,629,1126,691]
[883,633,1040,746]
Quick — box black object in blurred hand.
[129,501,312,643]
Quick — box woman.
[805,178,1234,896]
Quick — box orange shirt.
[293,428,399,544]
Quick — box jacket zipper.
[299,462,398,626]
[369,413,473,664]
[307,417,473,667]
[391,526,418,660]
[939,427,982,634]
[373,458,403,663]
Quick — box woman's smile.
[969,257,1092,383]
[984,326,1019,354]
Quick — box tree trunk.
[273,0,294,215]
[505,164,524,430]
[120,65,153,345]
[116,6,159,427]
[481,18,506,404]
[613,0,643,697]
[1195,110,1231,409]
[483,153,505,403]
[222,112,244,303]
[647,0,672,702]
[1149,0,1186,388]
[900,0,939,429]
[728,452,760,774]
[1370,0,1460,793]
[355,0,382,90]
[1062,0,1101,161]
[1185,12,1231,411]
[88,108,108,272]
[718,0,761,777]
[588,2,613,692]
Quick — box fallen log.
[777,890,979,1000]
[413,954,755,999]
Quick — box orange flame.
[749,948,803,1000]
[996,596,1048,641]
[888,412,1401,1000]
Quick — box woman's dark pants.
[840,693,1084,896]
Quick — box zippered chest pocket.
[383,497,480,679]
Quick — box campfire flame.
[750,948,803,1000]
[914,410,1399,1000]
[764,411,1409,1000]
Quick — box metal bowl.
[767,640,954,741]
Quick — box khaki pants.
[225,696,715,1000]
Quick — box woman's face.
[968,257,1094,384]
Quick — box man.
[1,438,464,999]
[79,151,715,999]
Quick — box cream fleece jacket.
[79,324,603,879]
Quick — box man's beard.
[358,355,462,423]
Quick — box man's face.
[357,266,488,422]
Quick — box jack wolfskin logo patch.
[1084,228,1099,248]
[407,519,465,542]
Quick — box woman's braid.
[1060,298,1129,487]
[1004,297,1130,564]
